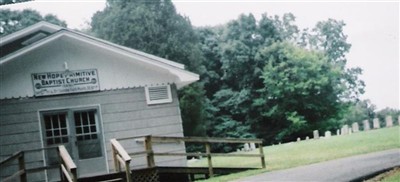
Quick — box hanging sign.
[32,69,100,96]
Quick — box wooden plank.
[145,136,155,167]
[258,143,266,168]
[205,143,213,177]
[152,136,263,144]
[58,145,76,171]
[110,139,131,162]
[18,152,26,182]
[61,164,74,182]
[116,155,126,167]
[128,150,151,156]
[154,152,262,157]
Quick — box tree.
[0,0,32,6]
[0,9,67,36]
[90,0,207,139]
[339,99,376,129]
[255,42,344,141]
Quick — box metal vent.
[145,85,172,105]
[148,86,169,101]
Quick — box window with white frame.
[145,85,173,105]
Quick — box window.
[43,113,69,145]
[145,85,172,105]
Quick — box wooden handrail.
[0,151,26,182]
[115,135,266,179]
[111,139,132,182]
[152,136,263,144]
[0,151,23,166]
[58,145,77,182]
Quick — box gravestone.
[336,129,340,135]
[341,125,349,135]
[363,120,370,131]
[297,137,301,142]
[313,130,319,139]
[373,118,380,129]
[244,143,250,151]
[325,131,331,138]
[397,116,400,125]
[306,136,310,140]
[385,116,393,127]
[352,122,359,133]
[250,143,256,150]
[349,128,352,135]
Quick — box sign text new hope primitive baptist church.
[31,69,100,96]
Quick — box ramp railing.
[111,139,133,182]
[114,135,265,178]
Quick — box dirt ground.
[364,167,400,182]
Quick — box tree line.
[1,0,398,152]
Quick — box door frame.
[37,104,109,177]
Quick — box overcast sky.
[1,0,399,110]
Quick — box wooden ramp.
[77,166,257,182]
[1,135,264,182]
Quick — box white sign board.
[32,69,100,96]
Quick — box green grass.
[189,126,400,182]
[382,169,400,182]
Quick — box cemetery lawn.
[189,126,400,182]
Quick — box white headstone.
[349,128,352,135]
[352,122,359,133]
[313,130,319,139]
[297,137,301,142]
[342,125,349,135]
[324,131,331,138]
[250,143,256,150]
[373,118,380,129]
[385,116,393,127]
[306,136,310,140]
[363,120,370,131]
[397,116,400,125]
[336,129,340,135]
[244,143,250,151]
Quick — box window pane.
[90,126,96,132]
[52,116,59,128]
[47,139,53,145]
[54,137,61,144]
[54,130,60,136]
[89,111,95,124]
[82,112,88,125]
[60,114,66,127]
[74,113,81,126]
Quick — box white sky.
[1,0,399,110]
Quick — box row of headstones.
[239,143,257,152]
[302,115,399,140]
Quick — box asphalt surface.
[234,148,400,182]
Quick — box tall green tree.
[0,9,66,36]
[255,42,344,141]
[90,0,207,139]
[0,0,32,6]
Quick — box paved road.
[234,149,400,182]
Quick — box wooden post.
[71,167,78,182]
[112,145,121,172]
[205,142,213,178]
[18,152,27,182]
[125,161,132,182]
[145,135,155,167]
[258,143,266,168]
